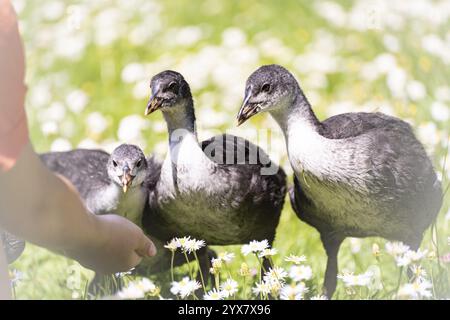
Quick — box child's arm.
[0,143,156,274]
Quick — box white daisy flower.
[311,294,328,300]
[252,281,271,296]
[203,288,224,300]
[284,254,307,264]
[396,249,428,267]
[338,270,373,287]
[117,283,145,299]
[183,238,206,253]
[410,265,427,280]
[404,249,428,262]
[175,236,191,249]
[9,270,24,284]
[164,239,180,252]
[217,252,235,263]
[220,278,239,298]
[117,277,158,299]
[138,278,157,294]
[170,277,201,298]
[280,283,308,300]
[289,265,313,282]
[264,267,288,285]
[398,279,433,299]
[385,242,410,257]
[241,240,270,256]
[396,255,412,267]
[258,248,278,258]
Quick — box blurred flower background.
[9,0,450,299]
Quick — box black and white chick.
[40,144,151,295]
[40,144,149,226]
[142,70,287,255]
[237,64,443,298]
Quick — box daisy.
[284,254,307,264]
[117,283,145,299]
[289,265,313,282]
[398,279,433,299]
[241,240,269,256]
[280,283,308,300]
[338,270,373,287]
[170,277,201,299]
[385,242,410,257]
[204,288,224,300]
[183,238,206,253]
[396,249,428,267]
[137,278,157,295]
[117,278,158,299]
[311,294,328,300]
[217,251,235,263]
[396,255,412,267]
[410,265,427,280]
[220,278,239,298]
[404,249,428,262]
[176,236,191,250]
[164,239,179,251]
[258,248,278,258]
[264,267,288,285]
[9,270,24,285]
[252,281,271,296]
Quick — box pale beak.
[237,90,260,126]
[145,91,162,115]
[120,165,134,193]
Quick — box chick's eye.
[136,159,142,168]
[167,81,178,92]
[261,83,271,93]
[112,160,118,167]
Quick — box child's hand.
[73,214,157,274]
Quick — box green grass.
[8,0,450,299]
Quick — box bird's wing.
[200,133,273,168]
[319,112,409,139]
[144,155,162,190]
[321,112,442,226]
[40,149,111,200]
[201,133,287,213]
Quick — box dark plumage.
[239,64,443,298]
[40,144,215,291]
[40,144,149,223]
[40,145,152,295]
[1,230,25,264]
[142,70,287,251]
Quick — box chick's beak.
[237,91,260,126]
[121,166,134,193]
[145,91,162,116]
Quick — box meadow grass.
[8,0,450,299]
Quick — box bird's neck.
[163,98,198,149]
[269,91,339,179]
[269,91,322,135]
[162,99,212,170]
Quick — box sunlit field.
[9,0,449,299]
